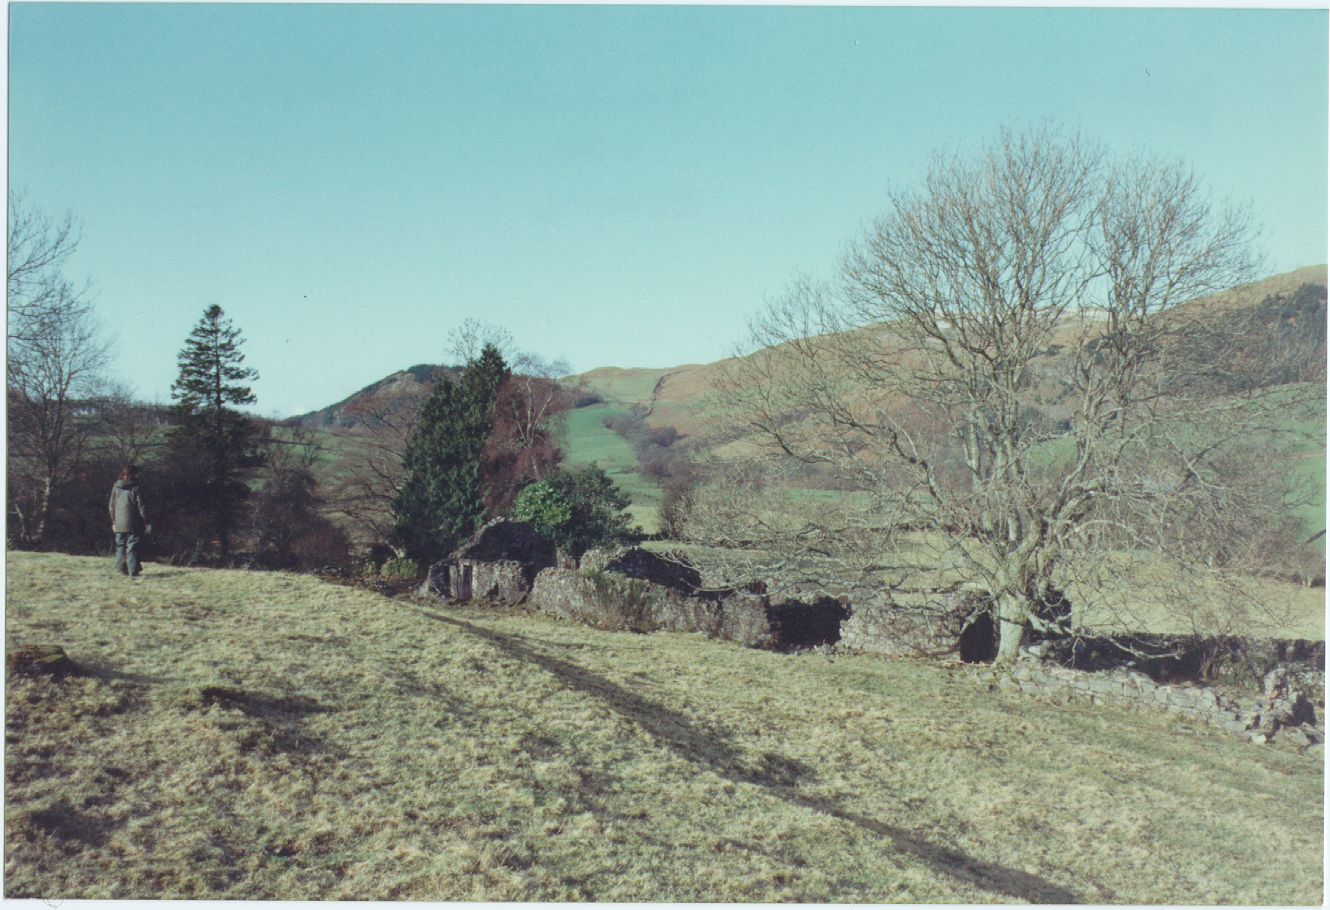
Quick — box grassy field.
[5,551,1323,902]
[559,403,663,533]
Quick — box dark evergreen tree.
[164,304,261,561]
[393,343,509,562]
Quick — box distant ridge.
[285,363,455,431]
[564,264,1329,438]
[289,265,1327,437]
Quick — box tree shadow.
[414,609,1080,904]
[180,685,338,758]
[424,610,810,786]
[193,685,331,718]
[79,661,182,686]
[13,799,120,848]
[384,666,471,718]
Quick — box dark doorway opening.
[770,596,850,650]
[959,611,997,663]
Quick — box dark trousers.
[114,532,142,577]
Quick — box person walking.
[109,464,151,577]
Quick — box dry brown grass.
[4,551,1323,901]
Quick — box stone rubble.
[967,654,1324,749]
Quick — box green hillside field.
[558,403,663,534]
[4,551,1323,902]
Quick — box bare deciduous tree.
[7,192,112,547]
[251,426,350,568]
[482,356,571,514]
[685,128,1319,663]
[326,387,424,553]
[7,189,87,332]
[93,382,169,467]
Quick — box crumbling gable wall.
[585,547,709,596]
[456,518,556,567]
[419,518,556,606]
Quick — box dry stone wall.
[526,557,848,651]
[967,660,1324,749]
[418,559,533,606]
[528,567,785,648]
[469,561,529,605]
[530,546,845,649]
[418,519,556,607]
[839,601,970,659]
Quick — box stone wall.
[468,560,530,606]
[583,547,708,595]
[1037,634,1326,685]
[838,601,971,659]
[418,540,1325,751]
[966,660,1324,749]
[530,568,757,645]
[418,558,535,606]
[527,568,844,650]
[418,518,556,606]
[839,596,1325,689]
[419,562,449,598]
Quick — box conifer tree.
[393,343,509,562]
[165,304,261,560]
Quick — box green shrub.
[379,556,420,579]
[512,482,572,536]
[513,465,637,559]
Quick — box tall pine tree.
[165,304,261,561]
[393,343,509,562]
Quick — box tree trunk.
[9,495,31,548]
[32,473,54,549]
[994,592,1028,664]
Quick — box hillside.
[561,265,1328,534]
[568,265,1329,436]
[285,266,1326,539]
[3,552,1324,901]
[286,363,455,432]
[289,266,1327,439]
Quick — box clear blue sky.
[9,4,1328,418]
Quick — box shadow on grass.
[133,567,192,578]
[179,686,338,758]
[11,799,119,848]
[414,609,1081,904]
[79,661,183,686]
[194,686,331,718]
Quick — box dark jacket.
[109,480,149,534]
